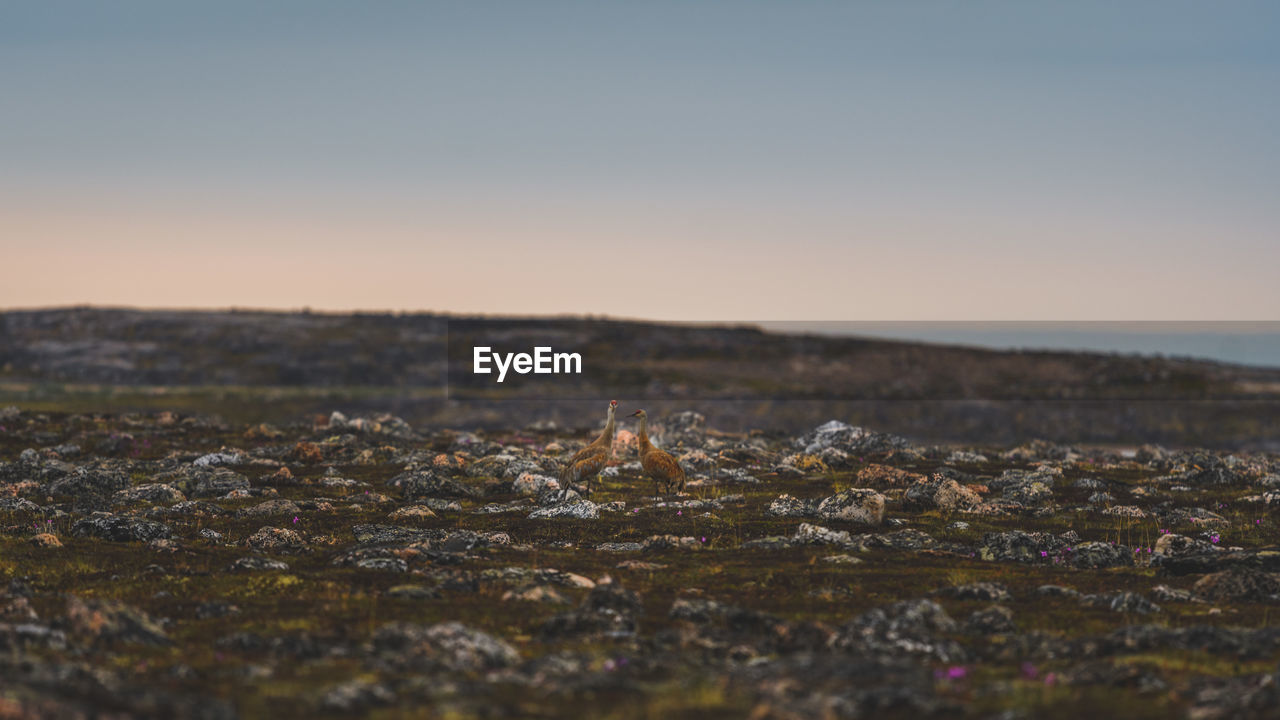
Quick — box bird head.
[630,409,647,419]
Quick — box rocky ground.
[3,404,1280,719]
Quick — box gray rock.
[964,605,1016,634]
[1192,568,1280,603]
[355,557,409,572]
[989,468,1059,506]
[320,680,396,712]
[228,556,290,572]
[794,420,908,455]
[834,598,964,663]
[862,529,939,551]
[71,514,172,543]
[188,468,251,498]
[236,499,301,518]
[113,483,187,505]
[669,598,729,623]
[1154,532,1219,558]
[394,470,480,500]
[1106,591,1161,614]
[793,522,856,547]
[47,468,130,501]
[1071,541,1135,569]
[1036,584,1082,598]
[938,582,1011,602]
[65,595,170,646]
[657,411,706,447]
[977,530,1079,563]
[540,582,642,640]
[596,542,644,552]
[1150,585,1199,603]
[528,499,599,520]
[193,452,241,467]
[371,621,519,672]
[351,524,448,545]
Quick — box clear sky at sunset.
[2,1,1277,320]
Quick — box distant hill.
[2,308,1278,450]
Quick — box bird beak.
[630,411,642,417]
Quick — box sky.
[2,1,1278,320]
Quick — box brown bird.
[559,399,617,499]
[630,409,686,496]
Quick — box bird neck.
[597,409,616,446]
[637,415,650,447]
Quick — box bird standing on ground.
[630,409,686,496]
[559,399,617,499]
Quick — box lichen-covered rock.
[1102,505,1147,518]
[193,451,241,467]
[371,621,519,672]
[228,556,290,572]
[540,582,643,640]
[113,483,187,505]
[977,530,1079,563]
[657,410,706,447]
[528,498,599,520]
[641,534,701,551]
[387,504,437,520]
[794,420,909,455]
[245,526,307,554]
[71,514,172,543]
[834,598,964,663]
[1193,568,1280,603]
[1154,533,1220,558]
[1072,541,1135,569]
[393,470,480,500]
[856,463,925,487]
[1104,591,1161,614]
[46,467,130,502]
[989,468,1059,505]
[937,582,1011,602]
[350,524,448,545]
[65,595,170,646]
[816,488,885,525]
[904,475,980,512]
[964,605,1016,634]
[329,412,415,439]
[793,522,856,547]
[186,468,251,498]
[320,680,396,712]
[512,472,560,495]
[235,498,301,518]
[766,493,816,518]
[862,529,939,551]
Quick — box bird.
[559,399,617,499]
[629,409,686,496]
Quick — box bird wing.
[642,448,684,481]
[564,445,607,481]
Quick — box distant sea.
[758,322,1280,369]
